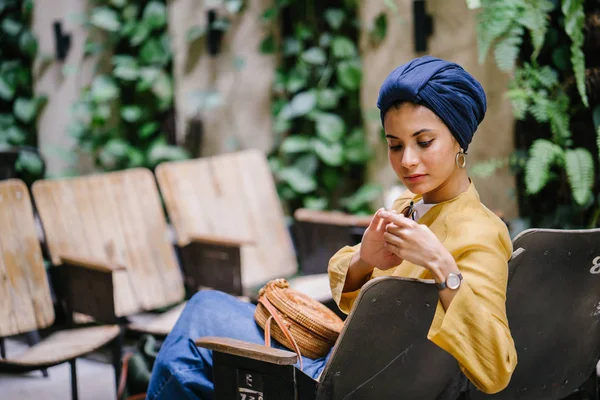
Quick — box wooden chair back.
[32,168,184,317]
[469,228,600,400]
[156,150,297,289]
[0,179,54,337]
[317,277,460,399]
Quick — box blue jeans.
[147,290,332,399]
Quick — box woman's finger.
[378,209,414,228]
[369,207,387,231]
[384,241,402,257]
[383,231,403,247]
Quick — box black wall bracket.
[53,21,71,61]
[413,0,434,53]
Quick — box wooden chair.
[0,179,122,400]
[196,228,600,399]
[468,228,600,400]
[196,277,462,400]
[155,149,370,300]
[32,168,186,337]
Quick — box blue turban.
[377,56,486,152]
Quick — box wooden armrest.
[58,254,125,273]
[195,337,298,365]
[188,233,255,247]
[294,208,372,228]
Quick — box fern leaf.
[547,92,572,144]
[529,94,550,122]
[494,25,524,72]
[521,0,553,59]
[597,126,600,161]
[506,89,529,119]
[565,148,595,205]
[562,0,589,107]
[476,0,519,64]
[533,65,559,89]
[525,139,565,194]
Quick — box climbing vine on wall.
[0,0,46,184]
[262,0,379,215]
[70,0,189,172]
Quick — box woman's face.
[383,103,462,202]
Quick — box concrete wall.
[33,0,96,176]
[167,0,278,156]
[359,0,518,218]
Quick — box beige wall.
[33,0,96,176]
[360,0,518,218]
[167,0,277,156]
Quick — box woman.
[147,56,517,399]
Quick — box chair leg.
[0,337,5,359]
[112,325,125,395]
[69,359,79,400]
[26,330,49,378]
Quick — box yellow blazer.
[328,182,517,394]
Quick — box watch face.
[447,273,461,290]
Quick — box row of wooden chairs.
[0,149,370,399]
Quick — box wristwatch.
[436,272,463,290]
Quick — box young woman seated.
[146,56,517,399]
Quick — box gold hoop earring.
[455,149,467,169]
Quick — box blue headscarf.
[377,56,486,152]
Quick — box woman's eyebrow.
[385,128,433,140]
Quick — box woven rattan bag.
[254,279,344,368]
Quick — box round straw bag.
[254,279,344,365]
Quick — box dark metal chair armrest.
[195,337,298,365]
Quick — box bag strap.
[259,296,304,370]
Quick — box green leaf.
[84,40,104,56]
[16,151,43,176]
[110,0,128,7]
[314,112,345,142]
[130,23,151,46]
[90,7,122,32]
[303,196,328,210]
[6,125,27,145]
[225,0,243,14]
[565,148,594,205]
[345,128,371,163]
[293,153,319,175]
[121,105,143,122]
[0,75,16,100]
[280,135,313,154]
[140,38,170,66]
[260,34,277,54]
[314,139,344,166]
[186,26,206,43]
[332,36,357,59]
[317,88,341,109]
[370,13,387,44]
[286,69,307,93]
[13,97,37,123]
[2,18,22,37]
[322,167,340,191]
[281,91,317,119]
[301,48,327,65]
[139,122,159,138]
[319,33,332,48]
[137,67,161,91]
[91,75,119,102]
[336,61,362,90]
[22,0,34,18]
[525,139,565,194]
[143,1,167,29]
[324,9,345,30]
[151,70,173,106]
[147,140,190,166]
[0,113,15,128]
[341,184,382,213]
[493,25,523,72]
[279,167,317,193]
[283,38,302,56]
[562,0,588,107]
[19,30,38,58]
[112,55,139,80]
[262,7,278,22]
[99,138,130,170]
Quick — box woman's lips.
[405,174,427,183]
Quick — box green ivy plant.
[70,0,189,172]
[0,0,47,183]
[261,0,379,215]
[472,0,600,227]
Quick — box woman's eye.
[418,139,434,148]
[388,144,402,151]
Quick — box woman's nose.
[401,147,418,168]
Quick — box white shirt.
[411,199,436,221]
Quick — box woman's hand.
[358,208,403,270]
[378,210,449,274]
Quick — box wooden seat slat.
[0,180,53,337]
[0,325,119,367]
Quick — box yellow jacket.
[328,183,517,394]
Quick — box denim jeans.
[147,290,332,399]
